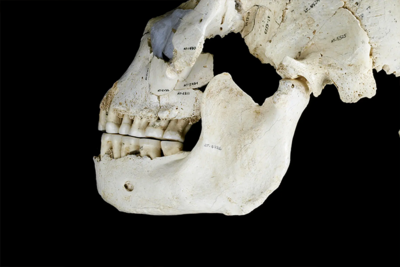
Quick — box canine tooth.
[145,120,170,139]
[110,134,122,159]
[100,133,112,157]
[121,136,140,157]
[139,139,161,159]
[129,116,149,137]
[161,141,183,156]
[162,119,190,142]
[98,110,107,131]
[119,115,133,135]
[106,109,122,134]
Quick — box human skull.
[94,0,400,215]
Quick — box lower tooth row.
[100,133,183,159]
[98,109,192,142]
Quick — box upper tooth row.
[98,109,191,142]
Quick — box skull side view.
[94,0,400,215]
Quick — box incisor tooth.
[98,110,107,131]
[110,134,122,159]
[129,116,149,138]
[162,119,191,142]
[119,115,133,135]
[121,136,140,157]
[161,141,183,156]
[106,109,122,133]
[145,120,170,139]
[101,133,112,157]
[139,139,161,159]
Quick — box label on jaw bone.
[177,92,190,95]
[204,144,222,151]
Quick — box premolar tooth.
[162,119,190,142]
[101,133,112,157]
[139,139,161,159]
[145,120,170,139]
[110,134,122,159]
[119,115,133,135]
[106,109,122,133]
[129,116,149,138]
[121,136,140,157]
[98,109,107,131]
[161,141,183,156]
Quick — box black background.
[1,0,399,266]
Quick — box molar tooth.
[161,141,183,156]
[98,109,107,131]
[110,134,122,159]
[145,120,170,139]
[100,133,112,157]
[121,136,140,157]
[106,109,122,133]
[129,116,150,137]
[139,139,161,159]
[119,115,133,135]
[162,119,190,142]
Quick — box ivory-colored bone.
[150,9,192,60]
[343,0,400,76]
[145,120,170,139]
[109,34,160,121]
[159,90,203,122]
[161,141,184,156]
[139,139,162,159]
[95,73,310,215]
[171,0,243,74]
[174,53,214,90]
[277,8,376,102]
[95,0,399,216]
[119,33,153,82]
[149,57,179,96]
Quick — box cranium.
[94,0,400,215]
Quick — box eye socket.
[124,181,134,192]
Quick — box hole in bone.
[197,84,207,92]
[202,33,281,105]
[162,52,170,63]
[124,181,134,192]
[183,120,202,152]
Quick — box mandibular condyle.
[94,0,400,215]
